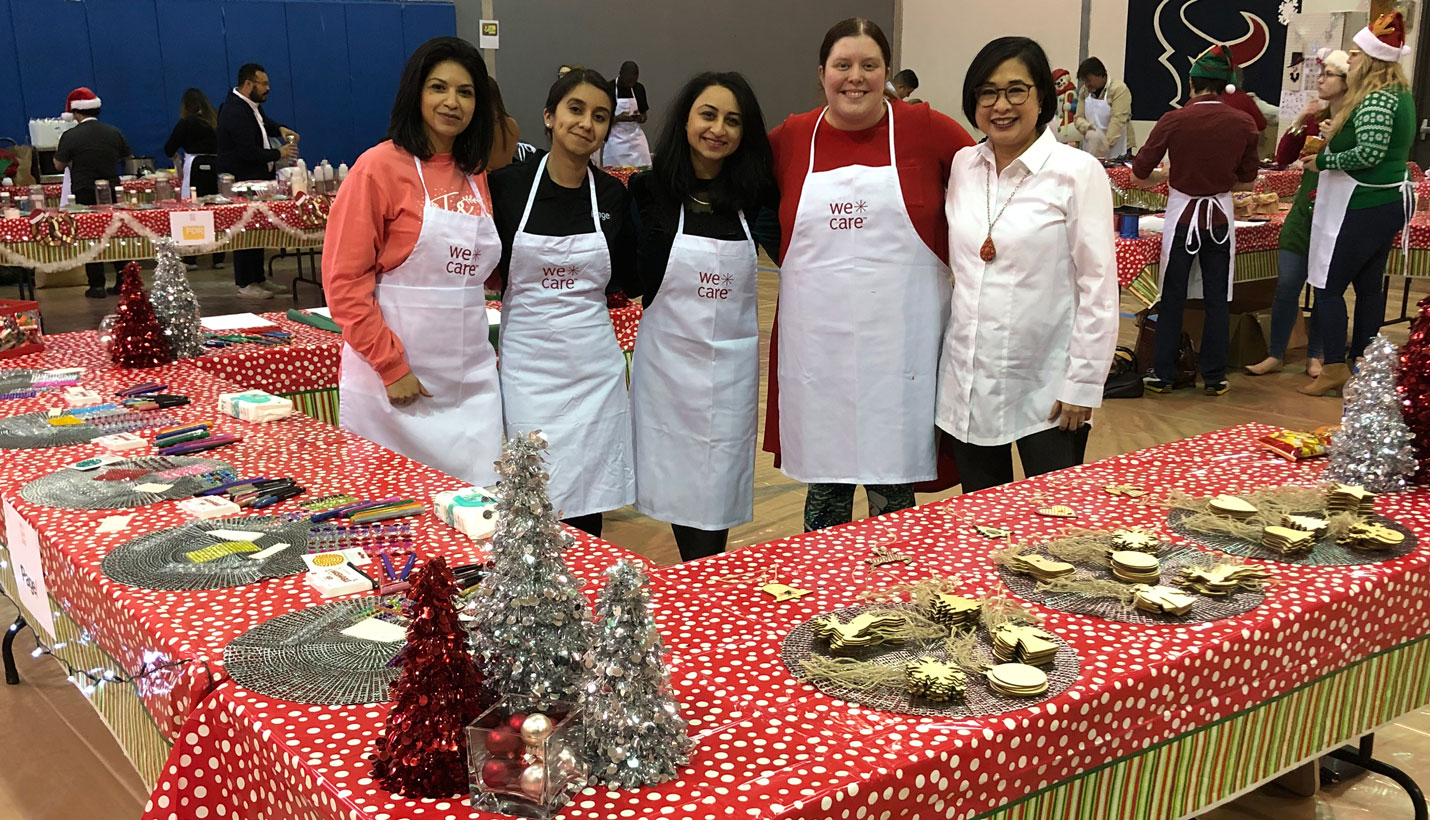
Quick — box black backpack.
[1104,346,1144,399]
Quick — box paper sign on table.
[169,209,215,246]
[2,498,55,641]
[340,618,408,643]
[201,313,277,332]
[207,529,264,542]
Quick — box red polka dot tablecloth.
[1254,169,1303,198]
[188,313,343,396]
[0,363,653,749]
[1105,165,1168,198]
[139,423,1430,820]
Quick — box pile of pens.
[154,422,242,456]
[198,474,306,509]
[204,330,294,348]
[310,497,425,525]
[374,545,419,594]
[122,393,190,411]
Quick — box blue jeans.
[1268,249,1322,360]
[1314,199,1403,365]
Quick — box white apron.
[1083,94,1127,158]
[500,155,634,518]
[338,156,503,485]
[180,153,198,200]
[1305,169,1413,289]
[1158,187,1236,301]
[777,101,951,484]
[631,206,758,530]
[603,95,651,168]
[59,168,72,207]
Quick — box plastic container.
[94,179,112,208]
[0,300,45,358]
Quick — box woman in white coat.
[325,37,504,486]
[489,69,638,537]
[937,37,1119,491]
[629,72,777,561]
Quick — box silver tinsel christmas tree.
[149,239,205,359]
[468,432,591,707]
[1325,335,1417,492]
[580,560,691,789]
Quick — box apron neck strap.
[518,153,600,234]
[675,203,751,243]
[807,100,896,175]
[412,154,484,211]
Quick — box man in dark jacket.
[216,63,299,298]
[54,86,130,298]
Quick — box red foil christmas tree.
[109,262,173,367]
[371,556,493,798]
[1400,295,1430,485]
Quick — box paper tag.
[246,542,291,561]
[96,514,134,533]
[67,455,124,472]
[207,529,264,542]
[302,548,370,571]
[202,313,276,332]
[340,618,408,643]
[2,498,55,641]
[133,482,174,493]
[170,209,215,246]
[185,540,260,563]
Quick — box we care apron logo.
[828,199,870,230]
[542,264,582,289]
[697,271,734,300]
[446,244,484,277]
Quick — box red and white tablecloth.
[0,200,318,245]
[138,424,1430,820]
[1,178,159,203]
[0,364,652,744]
[486,299,643,352]
[189,314,343,396]
[1115,216,1284,290]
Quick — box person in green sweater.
[1245,48,1350,378]
[1301,11,1416,396]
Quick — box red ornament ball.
[484,728,522,758]
[506,713,528,732]
[481,758,518,788]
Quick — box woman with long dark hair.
[489,69,638,537]
[629,72,777,560]
[323,36,505,485]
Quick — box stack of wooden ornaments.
[986,663,1050,698]
[1174,563,1270,596]
[1326,484,1376,516]
[1006,553,1076,582]
[1131,585,1199,616]
[992,624,1058,666]
[1109,551,1161,583]
[925,593,983,628]
[905,656,967,702]
[811,611,907,651]
[1338,522,1405,551]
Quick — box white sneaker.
[236,284,273,299]
[258,280,286,294]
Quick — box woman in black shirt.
[163,88,221,267]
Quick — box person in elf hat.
[1300,11,1416,396]
[53,87,131,298]
[1052,68,1079,142]
[1130,44,1259,397]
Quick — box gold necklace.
[689,192,712,206]
[981,165,1032,262]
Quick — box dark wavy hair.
[652,72,772,214]
[962,36,1058,131]
[542,68,616,140]
[387,37,494,175]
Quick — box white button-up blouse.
[936,128,1119,447]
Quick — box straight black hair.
[962,37,1058,131]
[236,63,265,87]
[892,69,919,90]
[543,68,617,138]
[819,18,891,67]
[387,37,494,175]
[652,72,773,215]
[1076,56,1107,81]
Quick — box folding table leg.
[3,614,28,685]
[1324,734,1429,820]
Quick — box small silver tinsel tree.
[580,560,691,788]
[468,431,591,707]
[149,239,205,359]
[1325,335,1417,492]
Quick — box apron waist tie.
[1183,195,1231,255]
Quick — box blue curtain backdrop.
[0,0,456,168]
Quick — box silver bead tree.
[468,432,591,707]
[1325,335,1417,493]
[149,238,206,359]
[581,560,692,788]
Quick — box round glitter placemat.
[1168,508,1416,566]
[780,604,1079,718]
[19,457,233,510]
[102,516,312,590]
[223,597,405,705]
[0,412,106,450]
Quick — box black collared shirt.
[54,119,130,205]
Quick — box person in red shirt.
[763,17,974,531]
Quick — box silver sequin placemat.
[998,544,1266,625]
[0,412,105,450]
[780,604,1080,718]
[224,597,405,705]
[19,457,233,510]
[101,516,312,590]
[1168,509,1417,567]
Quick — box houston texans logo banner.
[1125,0,1289,119]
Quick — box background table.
[137,423,1430,820]
[1116,217,1284,308]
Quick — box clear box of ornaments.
[467,697,589,818]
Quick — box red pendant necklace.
[983,164,1032,262]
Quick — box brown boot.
[1298,362,1351,396]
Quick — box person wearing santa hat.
[1130,44,1259,397]
[53,87,131,298]
[1300,11,1416,396]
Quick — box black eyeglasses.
[977,84,1032,107]
[1322,71,1346,79]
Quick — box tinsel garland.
[1399,296,1430,484]
[1325,335,1417,492]
[109,262,173,368]
[149,239,206,359]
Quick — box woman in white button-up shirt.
[936,37,1119,492]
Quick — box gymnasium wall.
[0,0,457,170]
